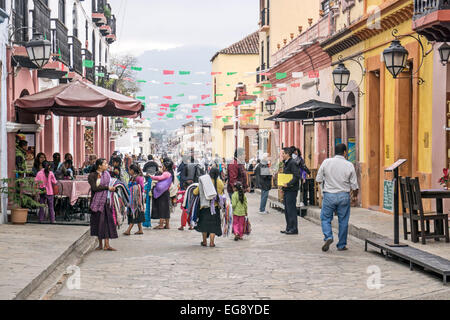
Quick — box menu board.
[383,180,394,213]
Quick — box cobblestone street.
[51,193,450,300]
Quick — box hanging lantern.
[25,33,52,69]
[383,39,409,79]
[115,118,123,131]
[265,100,276,115]
[332,63,350,92]
[438,42,450,66]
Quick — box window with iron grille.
[59,0,65,24]
[321,0,330,14]
[0,0,6,10]
[14,0,28,43]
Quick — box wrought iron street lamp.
[383,39,409,79]
[332,55,365,96]
[383,29,432,84]
[332,63,350,92]
[115,118,123,131]
[438,43,450,66]
[265,100,276,115]
[25,33,52,69]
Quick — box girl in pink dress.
[35,161,57,223]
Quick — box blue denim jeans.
[260,190,269,212]
[320,192,351,249]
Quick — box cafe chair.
[53,181,69,221]
[399,177,415,241]
[406,177,450,244]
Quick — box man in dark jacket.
[280,147,301,235]
[226,152,248,197]
[182,158,201,188]
[255,159,272,214]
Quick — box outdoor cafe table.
[57,180,91,206]
[420,189,450,236]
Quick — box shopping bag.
[243,217,252,235]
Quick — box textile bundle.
[109,178,129,229]
[129,181,145,221]
[221,196,233,237]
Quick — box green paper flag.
[253,91,262,94]
[226,84,231,87]
[244,100,254,104]
[170,104,180,108]
[276,73,287,80]
[131,67,142,71]
[137,80,147,83]
[215,94,223,97]
[196,116,204,119]
[262,83,273,88]
[83,60,94,68]
[222,118,229,123]
[95,72,105,77]
[167,113,174,118]
[179,71,190,75]
[227,72,237,76]
[250,117,256,120]
[179,82,188,85]
[177,94,185,97]
[137,96,146,100]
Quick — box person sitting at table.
[51,153,62,173]
[56,159,74,180]
[32,153,47,177]
[64,153,76,176]
[82,154,97,175]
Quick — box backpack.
[259,165,271,176]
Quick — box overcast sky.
[108,0,259,55]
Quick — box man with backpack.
[182,157,204,189]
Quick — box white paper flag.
[292,72,303,78]
[188,96,197,100]
[277,83,287,88]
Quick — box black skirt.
[195,206,222,237]
[127,209,145,224]
[90,204,119,240]
[151,190,171,219]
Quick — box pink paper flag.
[157,112,165,117]
[191,109,199,113]
[278,88,287,92]
[192,104,200,108]
[233,101,241,107]
[163,70,174,75]
[211,72,222,75]
[164,82,174,85]
[160,104,170,107]
[163,96,172,100]
[187,115,193,119]
[201,95,210,100]
[290,83,301,87]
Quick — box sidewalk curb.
[13,227,95,300]
[256,189,385,242]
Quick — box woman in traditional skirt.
[150,158,174,229]
[88,159,118,251]
[194,167,224,247]
[123,164,146,236]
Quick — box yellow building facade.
[210,32,260,160]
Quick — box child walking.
[232,182,248,241]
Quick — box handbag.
[52,183,60,195]
[243,217,252,235]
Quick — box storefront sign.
[383,180,394,212]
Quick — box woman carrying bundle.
[150,158,174,229]
[123,164,146,236]
[194,167,224,248]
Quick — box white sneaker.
[259,211,269,215]
[300,202,305,207]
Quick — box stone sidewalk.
[0,223,93,300]
[259,189,450,260]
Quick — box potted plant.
[0,171,44,224]
[438,168,450,190]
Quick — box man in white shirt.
[316,144,359,252]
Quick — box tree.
[107,54,141,97]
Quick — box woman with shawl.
[150,158,174,230]
[123,164,146,235]
[194,167,224,247]
[88,159,118,251]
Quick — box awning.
[266,99,352,122]
[14,80,144,118]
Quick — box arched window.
[58,0,65,24]
[72,3,78,37]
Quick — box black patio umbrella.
[265,99,352,122]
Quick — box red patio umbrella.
[14,80,144,118]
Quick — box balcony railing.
[33,0,51,41]
[260,8,269,27]
[96,65,108,88]
[51,19,69,66]
[94,0,106,13]
[107,14,116,35]
[83,49,95,83]
[413,0,450,19]
[12,0,28,44]
[69,36,82,75]
[271,13,333,67]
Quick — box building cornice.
[6,122,44,133]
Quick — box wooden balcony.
[69,36,82,75]
[99,25,111,36]
[32,0,51,41]
[51,18,70,66]
[413,0,450,42]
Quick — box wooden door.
[245,136,250,163]
[304,124,314,169]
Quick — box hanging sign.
[383,180,395,213]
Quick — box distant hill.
[135,45,220,131]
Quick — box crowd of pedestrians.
[31,141,359,253]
